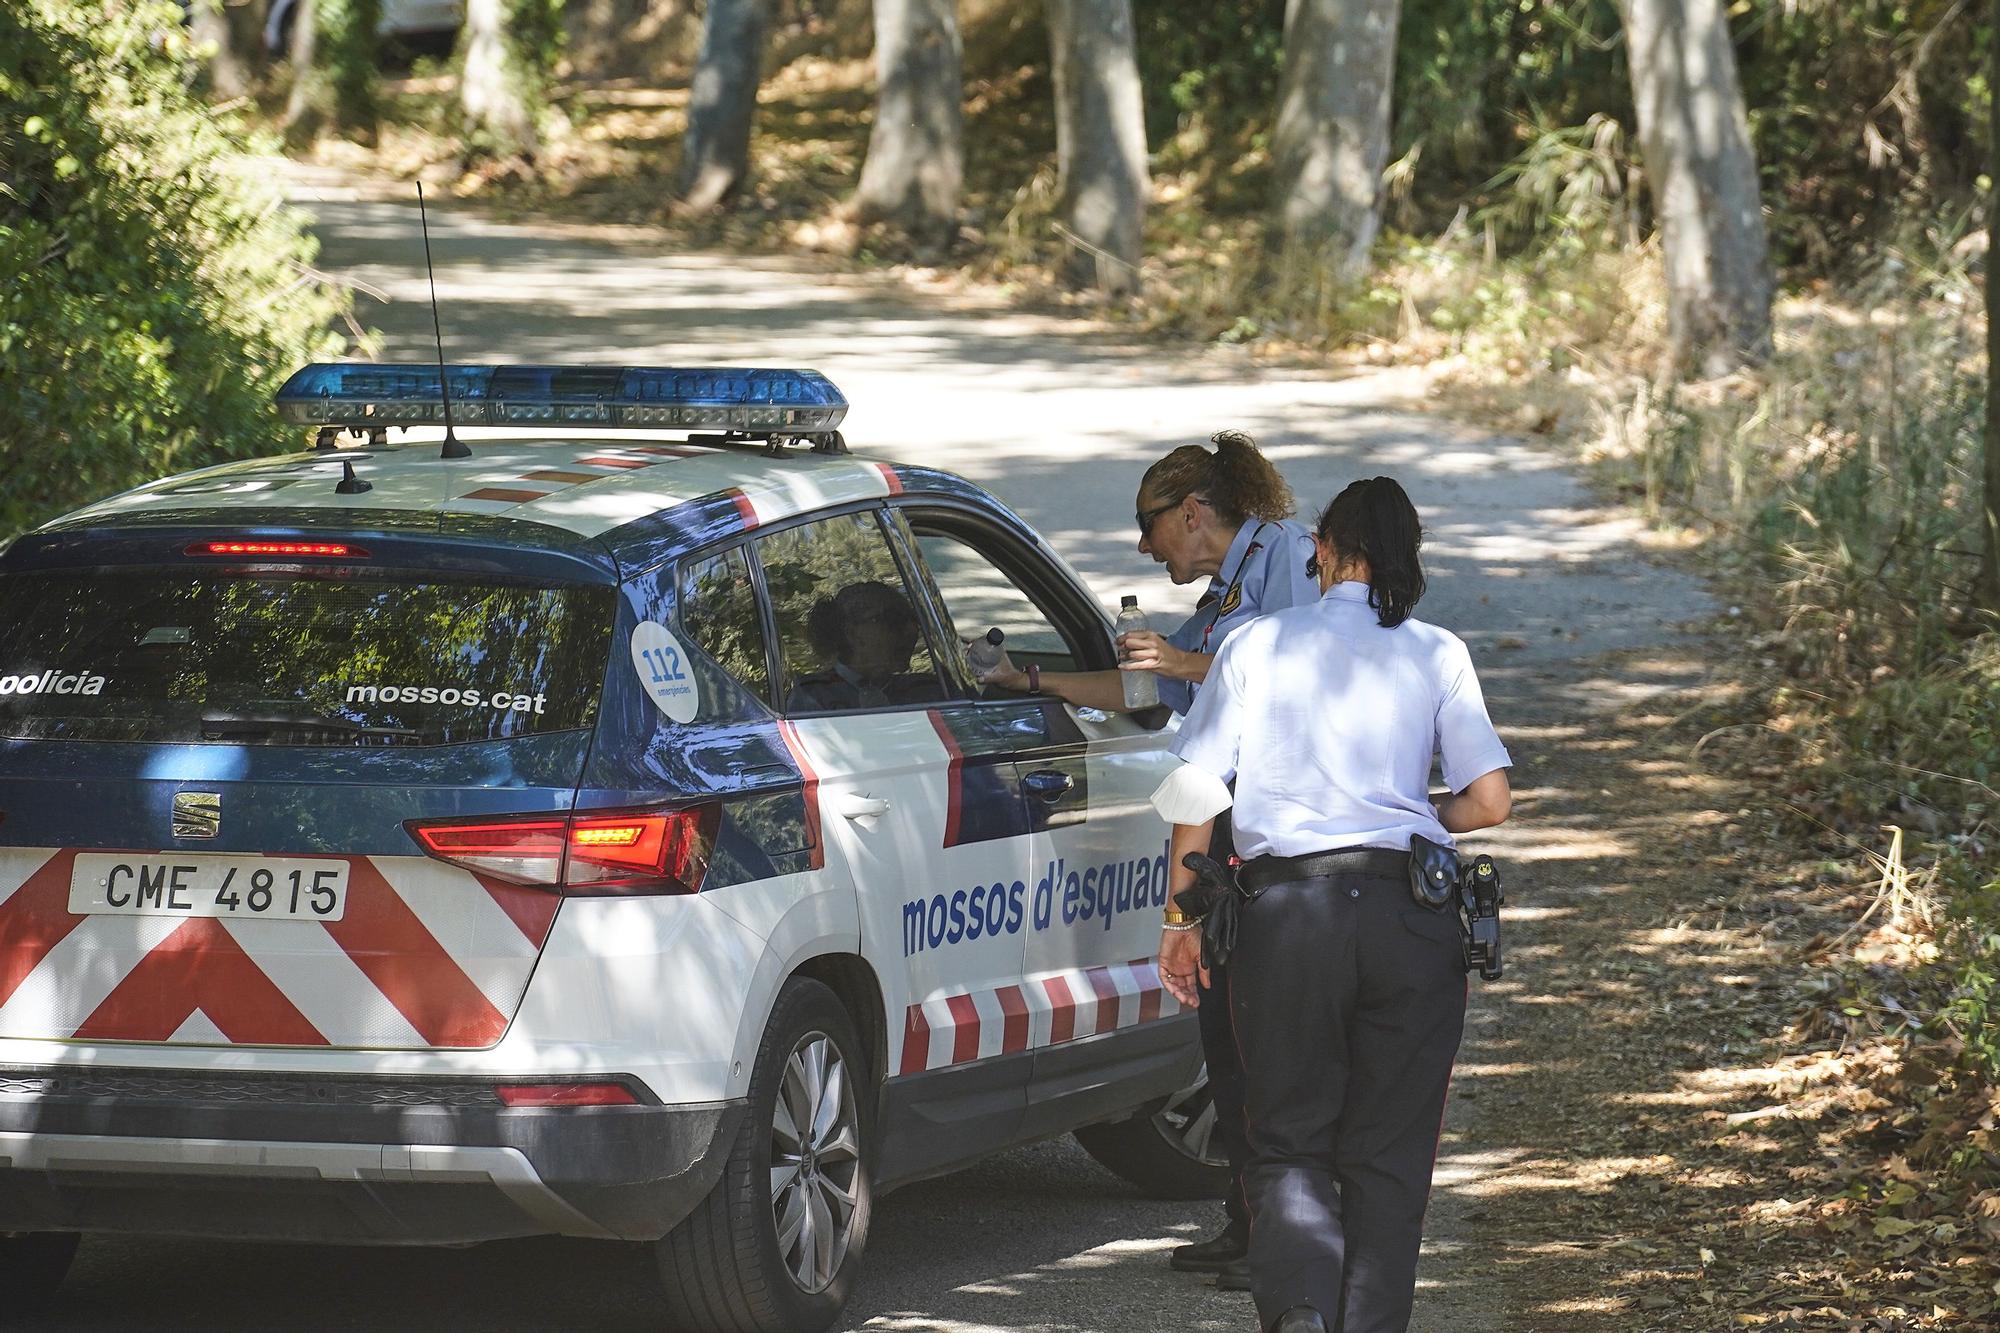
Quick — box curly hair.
[1138,429,1295,527]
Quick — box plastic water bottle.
[965,627,1006,679]
[1115,595,1158,709]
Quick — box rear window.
[0,571,614,746]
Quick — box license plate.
[68,854,349,923]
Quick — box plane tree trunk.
[458,0,540,158]
[854,0,962,250]
[1617,0,1774,375]
[678,0,768,212]
[1044,0,1147,294]
[1979,0,2000,613]
[1267,0,1401,283]
[190,0,266,101]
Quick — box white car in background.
[264,0,462,55]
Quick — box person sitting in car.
[786,581,940,712]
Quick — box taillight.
[405,805,718,895]
[186,541,369,558]
[495,1082,639,1108]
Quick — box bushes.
[0,0,346,541]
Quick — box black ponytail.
[1317,477,1425,628]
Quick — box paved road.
[23,169,1712,1332]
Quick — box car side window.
[905,518,1088,687]
[758,510,947,715]
[678,545,772,705]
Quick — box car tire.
[654,978,873,1333]
[0,1232,80,1313]
[1073,1063,1232,1200]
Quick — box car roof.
[33,428,1044,579]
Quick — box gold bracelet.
[1162,908,1191,925]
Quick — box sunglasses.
[1135,496,1210,541]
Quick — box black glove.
[1177,852,1241,971]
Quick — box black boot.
[1269,1307,1328,1333]
[1168,1219,1249,1273]
[1213,1256,1251,1291]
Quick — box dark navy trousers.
[1229,861,1467,1332]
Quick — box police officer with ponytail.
[977,430,1316,1277]
[1152,477,1514,1333]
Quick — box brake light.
[495,1082,639,1108]
[187,541,369,558]
[406,805,718,895]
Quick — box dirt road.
[23,168,1720,1333]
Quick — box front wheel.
[0,1232,80,1314]
[1074,1064,1231,1199]
[654,978,872,1333]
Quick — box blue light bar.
[274,363,848,434]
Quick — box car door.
[753,506,1034,1182]
[892,504,1188,1141]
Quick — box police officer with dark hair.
[1151,476,1514,1333]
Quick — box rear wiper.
[198,710,423,744]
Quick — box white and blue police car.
[0,364,1224,1331]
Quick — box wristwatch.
[1026,664,1041,694]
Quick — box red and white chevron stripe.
[0,848,559,1050]
[897,958,1181,1075]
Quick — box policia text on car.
[1152,476,1514,1333]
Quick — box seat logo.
[171,792,221,839]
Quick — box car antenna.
[417,182,471,461]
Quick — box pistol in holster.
[1174,852,1242,971]
[1408,833,1506,981]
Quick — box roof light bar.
[275,363,847,435]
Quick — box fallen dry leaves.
[1442,623,1998,1330]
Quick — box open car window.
[898,509,1105,698]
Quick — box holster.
[1408,833,1507,981]
[1174,852,1242,971]
[1408,834,1459,910]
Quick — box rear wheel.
[1074,1063,1231,1199]
[655,978,872,1333]
[0,1232,80,1313]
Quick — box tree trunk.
[190,0,266,101]
[678,0,768,212]
[1979,0,2000,612]
[853,0,962,249]
[1044,0,1147,294]
[281,0,323,144]
[459,0,540,158]
[1268,0,1400,283]
[1617,0,1774,376]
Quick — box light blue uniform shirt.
[1158,517,1320,716]
[1165,581,1513,858]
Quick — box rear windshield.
[0,571,614,746]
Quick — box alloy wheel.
[1153,1064,1228,1167]
[768,1031,862,1294]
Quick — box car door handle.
[1023,770,1075,803]
[829,792,892,820]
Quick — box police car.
[0,364,1224,1331]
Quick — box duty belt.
[1238,847,1410,894]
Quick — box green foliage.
[321,0,384,136]
[1134,0,1283,144]
[0,0,347,541]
